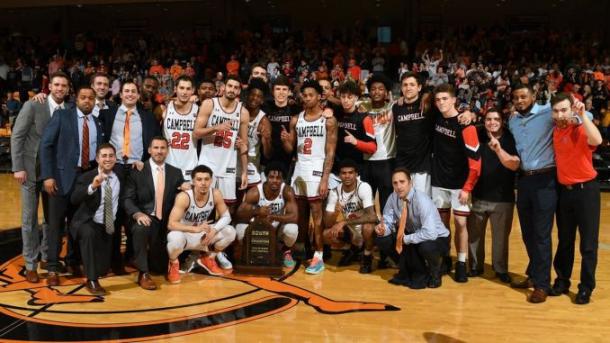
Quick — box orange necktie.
[123,109,132,161]
[396,199,408,254]
[155,166,165,219]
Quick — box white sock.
[314,251,323,260]
[208,252,217,258]
[364,250,372,256]
[457,253,467,262]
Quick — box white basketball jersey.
[257,183,285,216]
[237,109,266,184]
[198,97,242,177]
[181,189,215,226]
[293,111,326,181]
[334,182,364,218]
[163,101,199,180]
[365,102,396,161]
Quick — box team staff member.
[467,109,519,283]
[549,93,602,305]
[377,168,450,289]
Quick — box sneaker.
[180,251,200,274]
[359,255,373,274]
[216,252,233,273]
[338,247,358,267]
[197,255,224,276]
[454,261,468,283]
[167,260,181,284]
[305,257,325,275]
[283,250,296,268]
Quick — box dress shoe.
[442,256,453,274]
[453,262,468,283]
[66,265,83,277]
[574,290,591,305]
[427,276,442,288]
[388,275,410,286]
[25,270,40,283]
[468,269,483,277]
[85,280,107,296]
[549,284,569,297]
[510,277,533,289]
[496,272,512,284]
[138,272,157,290]
[528,288,548,303]
[47,272,60,286]
[338,248,358,267]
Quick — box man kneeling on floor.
[376,167,450,289]
[235,161,299,268]
[166,165,236,283]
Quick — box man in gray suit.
[11,71,71,284]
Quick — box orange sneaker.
[197,255,224,276]
[167,260,181,284]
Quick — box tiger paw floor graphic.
[0,253,399,342]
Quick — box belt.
[520,166,556,177]
[562,179,595,190]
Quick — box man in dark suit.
[122,136,186,290]
[70,143,121,296]
[90,72,117,118]
[11,71,71,284]
[98,81,161,272]
[40,86,105,286]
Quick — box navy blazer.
[40,107,105,196]
[98,104,161,162]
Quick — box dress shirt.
[92,99,109,118]
[48,96,64,117]
[77,108,97,167]
[507,102,554,171]
[150,159,165,216]
[88,170,120,224]
[382,187,449,245]
[110,104,143,164]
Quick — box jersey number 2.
[303,137,312,155]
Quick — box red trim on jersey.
[461,126,481,193]
[295,194,323,201]
[224,199,238,205]
[355,116,377,154]
[453,210,471,217]
[437,208,451,213]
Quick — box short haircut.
[149,135,168,147]
[192,164,214,179]
[273,75,290,88]
[366,73,391,91]
[338,158,359,173]
[225,74,242,85]
[512,83,533,94]
[96,142,116,155]
[400,71,421,85]
[143,76,159,84]
[301,79,323,94]
[248,77,268,94]
[433,83,456,98]
[337,81,361,97]
[264,161,286,179]
[251,63,266,73]
[392,167,411,181]
[120,80,139,93]
[49,71,71,85]
[484,107,502,117]
[175,75,194,88]
[198,78,216,88]
[90,72,109,85]
[551,92,574,107]
[76,86,95,96]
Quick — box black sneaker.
[338,248,357,266]
[359,255,373,274]
[454,261,468,283]
[427,276,442,288]
[442,256,453,274]
[468,269,483,277]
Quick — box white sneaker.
[216,252,233,271]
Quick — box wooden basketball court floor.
[0,174,608,342]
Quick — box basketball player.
[237,78,272,190]
[281,80,338,274]
[166,165,236,283]
[193,75,249,211]
[324,159,378,273]
[431,84,481,283]
[163,76,199,180]
[235,162,299,268]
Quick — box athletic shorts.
[213,175,236,203]
[411,172,432,196]
[291,177,322,200]
[431,186,470,216]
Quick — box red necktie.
[81,115,89,170]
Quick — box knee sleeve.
[281,223,299,247]
[214,225,236,251]
[166,231,187,255]
[235,223,248,242]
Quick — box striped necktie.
[104,179,114,235]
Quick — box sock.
[313,251,323,260]
[208,252,217,258]
[457,253,466,263]
[364,250,372,256]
